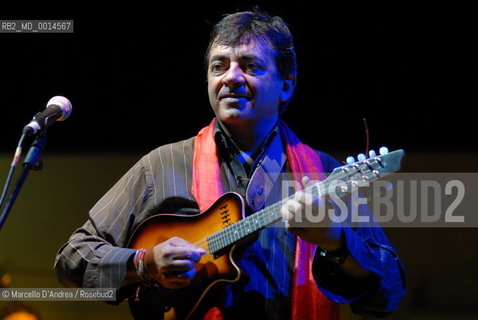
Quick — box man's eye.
[210,64,226,73]
[246,63,259,70]
[245,63,264,74]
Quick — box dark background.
[1,3,476,156]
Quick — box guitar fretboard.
[206,183,320,254]
[205,149,401,255]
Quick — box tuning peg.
[368,149,377,158]
[379,146,389,155]
[357,153,366,161]
[346,156,356,164]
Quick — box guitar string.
[190,175,345,254]
[188,157,384,255]
[187,180,326,255]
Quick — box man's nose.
[222,64,245,88]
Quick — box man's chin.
[214,102,252,123]
[223,108,241,117]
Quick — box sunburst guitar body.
[128,192,246,319]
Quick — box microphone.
[23,96,73,135]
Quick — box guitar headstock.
[321,148,405,197]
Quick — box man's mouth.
[219,94,250,100]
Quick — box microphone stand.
[0,129,47,230]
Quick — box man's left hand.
[280,176,344,251]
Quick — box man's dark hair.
[205,10,297,111]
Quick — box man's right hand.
[144,237,206,289]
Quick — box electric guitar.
[128,149,405,319]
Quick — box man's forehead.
[209,42,275,61]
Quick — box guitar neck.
[206,195,286,255]
[206,182,322,255]
[206,149,404,255]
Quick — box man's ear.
[280,74,296,103]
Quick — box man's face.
[207,40,293,127]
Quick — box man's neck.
[219,117,278,153]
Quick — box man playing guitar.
[55,9,406,320]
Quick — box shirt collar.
[213,119,279,158]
